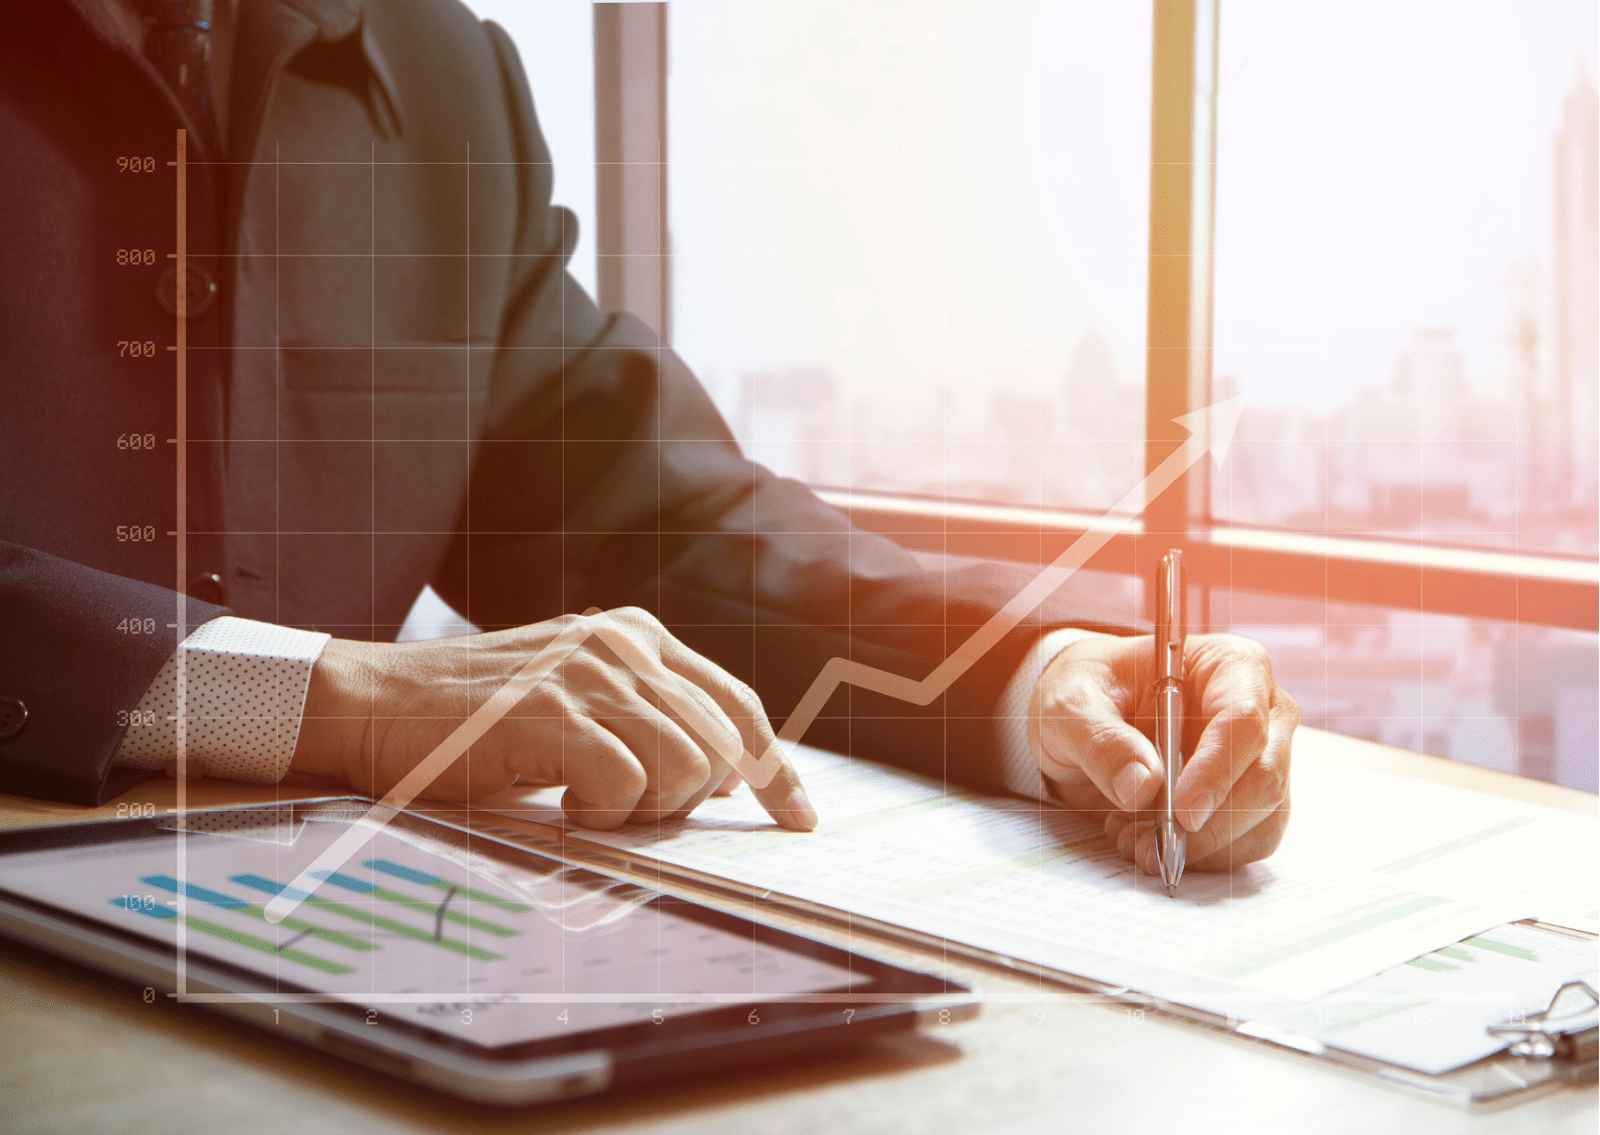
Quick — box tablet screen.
[0,804,870,1049]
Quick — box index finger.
[657,651,817,832]
[1173,636,1276,833]
[595,611,817,832]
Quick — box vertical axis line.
[368,140,378,977]
[274,143,282,629]
[173,127,190,994]
[464,141,471,805]
[369,141,377,807]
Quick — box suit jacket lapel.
[227,0,321,169]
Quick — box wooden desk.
[1,729,1594,1134]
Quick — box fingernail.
[1136,830,1159,875]
[1113,764,1147,811]
[785,789,819,831]
[1183,791,1216,833]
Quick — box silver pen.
[1154,549,1187,898]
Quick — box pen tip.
[1165,883,1177,899]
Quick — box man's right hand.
[289,607,817,832]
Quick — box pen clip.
[1155,550,1186,684]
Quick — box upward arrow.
[770,395,1244,746]
[263,397,1244,925]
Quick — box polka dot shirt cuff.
[114,617,332,783]
[993,627,1107,802]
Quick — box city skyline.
[722,69,1598,563]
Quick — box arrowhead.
[1172,396,1245,467]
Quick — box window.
[1203,0,1600,790]
[520,3,1600,789]
[1211,589,1598,791]
[1213,0,1599,557]
[669,0,1152,513]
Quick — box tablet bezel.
[0,799,976,1102]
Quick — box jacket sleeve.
[431,24,1139,793]
[0,542,226,804]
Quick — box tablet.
[0,798,975,1105]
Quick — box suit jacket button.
[187,572,227,606]
[156,264,218,318]
[0,697,27,741]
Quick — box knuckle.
[662,750,713,795]
[1078,722,1130,773]
[729,678,764,713]
[608,757,649,800]
[564,652,612,684]
[1253,752,1291,805]
[613,606,663,632]
[533,684,579,720]
[1279,688,1302,727]
[1033,678,1076,719]
[732,684,773,733]
[1221,631,1267,659]
[1223,702,1271,746]
[1217,633,1273,676]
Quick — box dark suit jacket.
[0,0,1132,805]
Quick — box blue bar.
[362,859,440,887]
[141,875,249,911]
[230,873,313,901]
[110,897,177,919]
[310,870,379,895]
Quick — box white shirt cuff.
[114,617,331,784]
[993,627,1107,801]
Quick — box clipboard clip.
[1486,980,1599,1061]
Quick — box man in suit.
[0,0,1296,877]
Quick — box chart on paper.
[1245,920,1598,1074]
[484,744,1529,1006]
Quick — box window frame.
[599,0,1599,635]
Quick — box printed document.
[485,745,1529,1006]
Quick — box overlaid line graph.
[261,396,1243,924]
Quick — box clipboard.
[1129,921,1598,1110]
[447,809,1599,1111]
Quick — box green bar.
[236,905,375,952]
[1220,897,1448,979]
[303,896,503,961]
[1405,956,1457,972]
[368,885,519,938]
[1435,946,1475,963]
[183,915,354,975]
[1467,935,1539,962]
[428,880,531,915]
